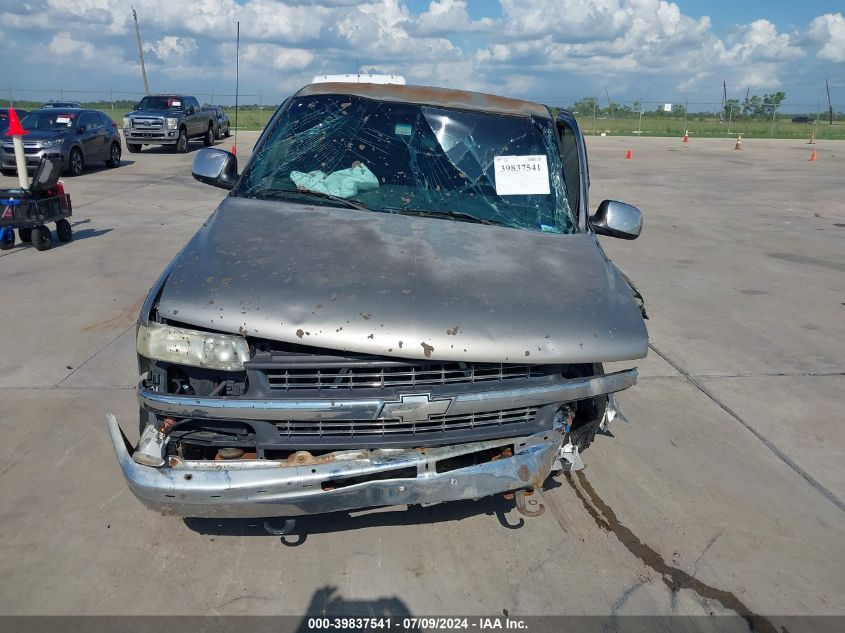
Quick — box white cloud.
[414,0,494,35]
[0,1,842,105]
[809,13,845,62]
[144,36,198,61]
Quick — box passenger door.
[76,113,103,161]
[186,97,201,137]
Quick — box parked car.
[108,82,648,522]
[212,106,230,139]
[791,116,813,124]
[123,95,217,153]
[1,108,121,177]
[41,101,83,109]
[0,108,28,134]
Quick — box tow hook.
[263,518,296,536]
[514,489,545,517]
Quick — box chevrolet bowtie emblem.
[379,393,452,423]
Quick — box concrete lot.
[0,133,843,624]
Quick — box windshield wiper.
[381,207,509,227]
[249,187,371,211]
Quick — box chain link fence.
[4,88,842,138]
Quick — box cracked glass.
[239,94,577,234]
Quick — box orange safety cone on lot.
[734,134,742,151]
[809,148,818,162]
[230,144,237,155]
[808,131,816,144]
[682,130,689,145]
[625,149,632,160]
[4,108,29,190]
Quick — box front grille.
[259,361,545,391]
[130,117,163,130]
[276,407,538,438]
[0,144,37,154]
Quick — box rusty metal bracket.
[514,489,545,517]
[263,519,296,536]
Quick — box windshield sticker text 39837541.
[493,155,550,196]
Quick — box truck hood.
[157,197,648,363]
[17,130,69,143]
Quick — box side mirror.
[590,200,642,240]
[186,106,195,115]
[192,148,238,190]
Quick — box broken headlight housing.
[137,322,250,371]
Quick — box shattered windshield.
[238,95,577,234]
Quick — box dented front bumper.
[107,414,565,518]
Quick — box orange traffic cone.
[625,149,632,160]
[231,144,237,155]
[682,130,689,145]
[734,134,742,150]
[809,148,818,162]
[808,131,816,144]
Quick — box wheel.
[127,143,141,154]
[566,363,608,452]
[203,125,214,147]
[67,148,84,176]
[18,227,32,243]
[0,227,14,250]
[106,142,121,168]
[56,218,72,243]
[31,225,52,251]
[175,129,188,153]
[225,125,231,138]
[216,125,224,140]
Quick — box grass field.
[10,100,844,140]
[577,115,844,140]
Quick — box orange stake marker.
[809,148,818,162]
[808,131,816,144]
[625,149,632,160]
[734,134,743,151]
[682,130,689,145]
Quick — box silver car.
[108,82,648,523]
[1,108,122,177]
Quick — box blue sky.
[1,1,842,111]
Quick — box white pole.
[12,135,28,189]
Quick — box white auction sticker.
[493,155,550,196]
[56,117,71,124]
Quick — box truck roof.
[296,83,551,119]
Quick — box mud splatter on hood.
[157,197,647,363]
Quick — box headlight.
[123,117,131,129]
[166,118,178,130]
[40,139,63,149]
[137,322,250,371]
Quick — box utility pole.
[132,6,150,94]
[826,79,833,125]
[234,21,240,152]
[604,87,614,119]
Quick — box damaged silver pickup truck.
[107,82,648,522]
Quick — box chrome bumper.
[123,131,178,144]
[107,414,564,518]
